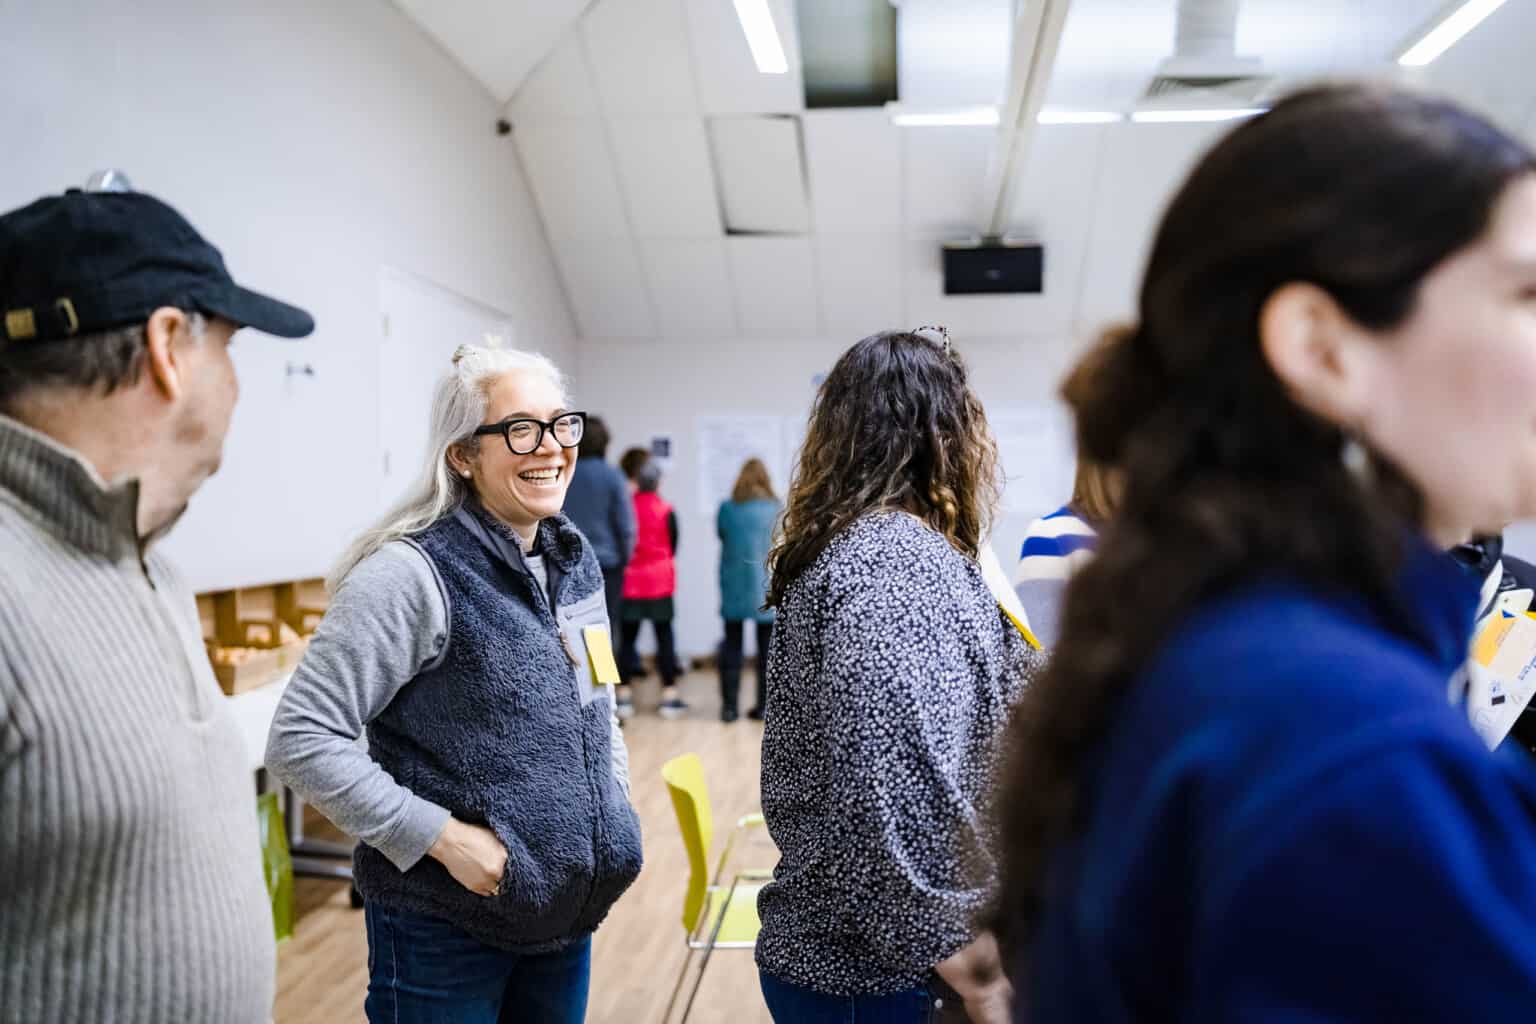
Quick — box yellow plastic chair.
[660,753,772,1024]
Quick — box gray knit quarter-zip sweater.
[0,415,274,1024]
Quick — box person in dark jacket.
[993,85,1536,1022]
[716,457,779,722]
[265,343,641,1024]
[561,416,636,639]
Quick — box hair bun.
[1062,324,1161,464]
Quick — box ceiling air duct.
[1142,0,1271,108]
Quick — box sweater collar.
[0,414,142,561]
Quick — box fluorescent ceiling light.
[1398,0,1508,66]
[732,0,788,74]
[1131,108,1268,124]
[891,107,1001,128]
[1037,109,1123,125]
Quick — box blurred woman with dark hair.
[756,329,1042,1023]
[716,457,779,722]
[994,85,1536,1019]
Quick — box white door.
[378,267,514,509]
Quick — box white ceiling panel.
[903,125,993,240]
[609,118,723,238]
[640,239,737,336]
[816,234,903,337]
[729,237,819,333]
[1004,124,1112,335]
[1074,120,1228,331]
[709,117,810,233]
[393,0,588,103]
[582,0,699,115]
[553,238,656,337]
[513,118,630,239]
[508,26,600,122]
[803,109,902,233]
[684,0,805,115]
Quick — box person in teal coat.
[717,458,780,722]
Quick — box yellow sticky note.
[582,625,622,686]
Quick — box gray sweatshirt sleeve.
[264,541,452,871]
[609,701,630,798]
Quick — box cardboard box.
[207,643,285,695]
[275,578,328,636]
[213,586,290,648]
[206,636,309,696]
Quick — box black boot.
[720,666,741,723]
[747,672,767,720]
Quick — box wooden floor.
[273,670,778,1024]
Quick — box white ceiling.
[403,0,1536,343]
[392,0,589,104]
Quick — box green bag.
[257,792,294,943]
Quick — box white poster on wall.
[696,415,785,516]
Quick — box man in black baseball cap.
[0,185,313,1023]
[0,186,315,537]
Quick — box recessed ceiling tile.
[640,239,736,336]
[513,118,630,239]
[804,109,902,232]
[582,0,699,115]
[609,118,723,238]
[709,116,810,233]
[728,236,818,333]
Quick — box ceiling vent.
[1140,0,1271,108]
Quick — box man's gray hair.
[0,310,206,409]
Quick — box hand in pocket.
[427,818,509,897]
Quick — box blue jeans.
[364,903,591,1024]
[760,971,943,1023]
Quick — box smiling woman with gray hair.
[265,342,641,1024]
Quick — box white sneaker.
[658,698,689,720]
[615,696,635,720]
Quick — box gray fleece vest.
[352,507,643,951]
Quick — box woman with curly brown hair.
[756,329,1043,1023]
[994,84,1536,1021]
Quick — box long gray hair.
[329,341,570,590]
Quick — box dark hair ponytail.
[991,84,1536,956]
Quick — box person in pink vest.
[617,460,684,718]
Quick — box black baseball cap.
[0,189,314,345]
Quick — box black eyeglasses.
[473,411,587,455]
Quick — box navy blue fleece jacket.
[1023,538,1536,1021]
